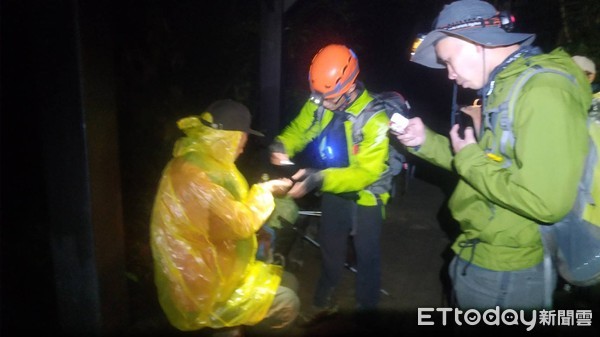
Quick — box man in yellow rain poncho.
[150,99,300,335]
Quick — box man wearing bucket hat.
[396,0,592,310]
[150,99,300,336]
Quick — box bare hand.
[270,152,291,166]
[449,124,476,153]
[260,178,293,196]
[395,117,426,147]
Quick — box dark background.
[2,0,599,335]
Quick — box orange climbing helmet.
[308,44,360,99]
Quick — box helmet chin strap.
[335,91,353,111]
[333,82,364,112]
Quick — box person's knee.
[280,271,299,292]
[287,288,301,317]
[264,286,300,328]
[278,286,301,324]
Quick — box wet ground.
[128,161,600,337]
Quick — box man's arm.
[454,80,588,223]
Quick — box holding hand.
[271,152,292,166]
[269,141,294,166]
[449,124,476,154]
[287,168,323,198]
[260,178,293,197]
[395,117,426,147]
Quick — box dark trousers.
[313,193,383,309]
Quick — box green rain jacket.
[412,48,592,271]
[275,88,391,206]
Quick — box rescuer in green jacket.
[400,0,591,309]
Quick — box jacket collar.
[481,45,542,98]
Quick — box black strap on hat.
[200,117,224,130]
[435,10,515,33]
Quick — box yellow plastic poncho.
[150,116,282,331]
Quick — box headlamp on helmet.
[309,91,325,105]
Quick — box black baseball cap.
[200,99,264,136]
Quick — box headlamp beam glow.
[411,34,426,56]
[310,92,324,105]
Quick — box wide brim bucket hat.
[411,0,536,69]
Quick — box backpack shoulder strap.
[493,66,577,167]
[347,97,384,145]
[308,104,326,132]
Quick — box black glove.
[289,169,323,198]
[269,140,286,155]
